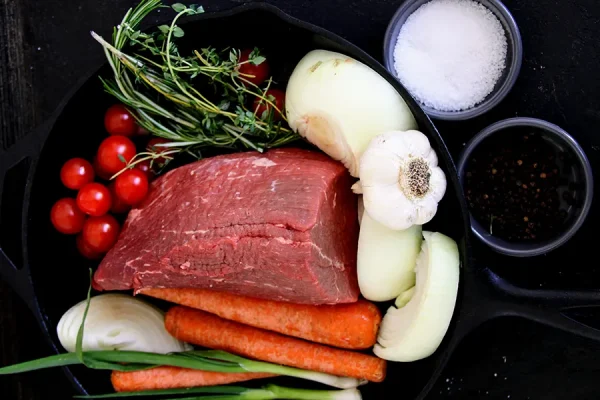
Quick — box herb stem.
[164,9,220,114]
[91,0,299,164]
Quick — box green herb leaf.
[117,154,127,164]
[89,0,299,164]
[171,3,186,12]
[173,26,185,38]
[249,47,261,59]
[251,56,266,66]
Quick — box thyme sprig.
[91,0,298,166]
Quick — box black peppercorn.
[464,131,568,242]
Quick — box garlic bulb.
[355,130,446,231]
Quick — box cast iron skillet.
[1,3,600,399]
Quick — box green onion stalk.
[0,270,364,399]
[77,384,362,400]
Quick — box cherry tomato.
[60,158,95,190]
[104,104,136,137]
[136,125,149,136]
[76,233,103,260]
[253,89,285,121]
[115,169,149,206]
[81,214,120,253]
[146,138,171,167]
[135,159,156,181]
[50,198,86,234]
[93,156,113,181]
[238,49,269,86]
[109,182,131,214]
[96,136,136,175]
[76,183,112,216]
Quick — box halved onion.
[57,293,190,354]
[285,49,417,177]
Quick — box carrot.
[165,306,387,383]
[141,288,381,349]
[111,367,275,392]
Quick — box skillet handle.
[0,121,49,312]
[490,269,600,342]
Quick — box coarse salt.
[393,0,507,112]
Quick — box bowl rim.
[456,117,594,257]
[382,0,524,121]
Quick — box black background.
[1,0,600,399]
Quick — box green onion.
[180,351,366,389]
[0,272,365,399]
[0,349,364,389]
[75,385,247,398]
[0,274,363,389]
[76,384,362,400]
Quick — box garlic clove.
[397,130,435,161]
[359,146,402,187]
[363,183,419,231]
[413,192,440,226]
[429,167,447,206]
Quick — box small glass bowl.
[383,0,523,121]
[457,117,594,257]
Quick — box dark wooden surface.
[2,0,600,399]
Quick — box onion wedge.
[374,231,459,362]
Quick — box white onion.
[374,231,459,362]
[357,195,364,226]
[357,211,422,301]
[57,293,190,354]
[285,49,417,177]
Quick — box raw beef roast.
[93,148,359,304]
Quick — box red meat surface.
[93,148,360,304]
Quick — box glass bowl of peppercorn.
[457,117,594,257]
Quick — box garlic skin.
[358,130,447,231]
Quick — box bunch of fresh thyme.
[91,0,299,168]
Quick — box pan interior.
[24,7,470,399]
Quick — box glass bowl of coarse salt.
[383,0,523,120]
